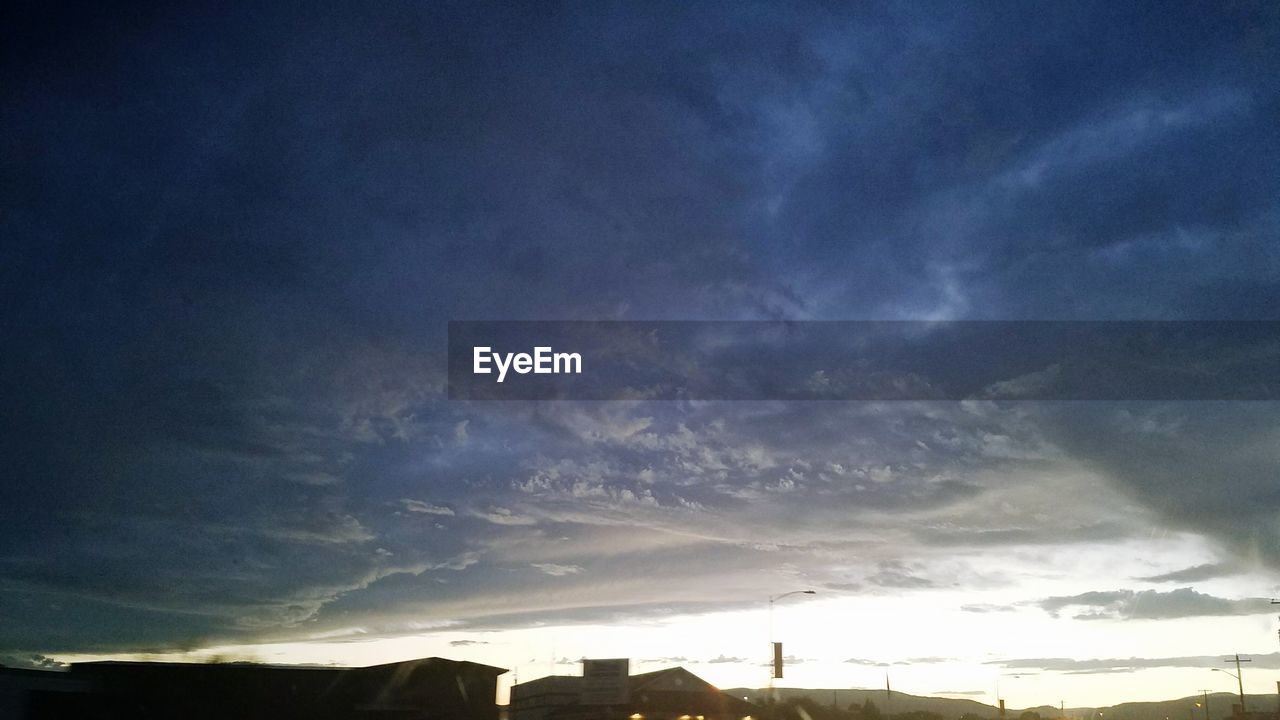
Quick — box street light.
[1212,669,1238,695]
[1213,666,1248,714]
[1272,600,1279,649]
[996,672,1025,716]
[769,590,817,648]
[767,590,816,697]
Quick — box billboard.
[581,658,630,705]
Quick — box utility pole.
[1271,606,1280,720]
[1198,690,1212,720]
[1225,655,1251,713]
[1273,600,1279,649]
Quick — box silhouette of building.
[1226,705,1280,720]
[3,656,506,720]
[510,666,758,720]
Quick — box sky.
[3,0,1280,710]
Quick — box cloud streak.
[989,653,1280,673]
[1037,588,1274,620]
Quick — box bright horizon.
[52,585,1280,708]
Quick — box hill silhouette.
[725,688,1272,720]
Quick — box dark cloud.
[1,0,1278,660]
[1136,563,1238,584]
[0,654,66,670]
[1037,588,1274,620]
[867,561,935,589]
[1036,404,1280,572]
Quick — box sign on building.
[581,658,630,705]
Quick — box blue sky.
[2,0,1279,707]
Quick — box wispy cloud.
[960,603,1017,614]
[401,499,455,516]
[531,563,584,577]
[845,658,891,667]
[706,654,747,664]
[1136,563,1235,583]
[475,508,538,526]
[1038,588,1273,620]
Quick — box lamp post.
[1272,600,1279,649]
[1213,655,1251,715]
[1212,670,1241,714]
[767,590,815,704]
[996,673,1024,717]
